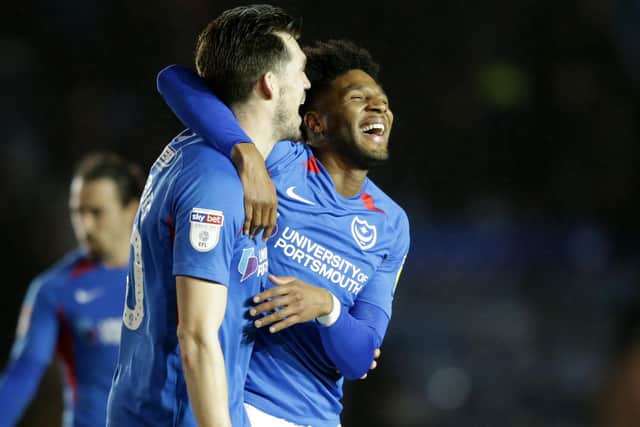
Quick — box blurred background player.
[157,39,409,427]
[0,152,143,427]
[105,5,309,427]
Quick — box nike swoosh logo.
[74,288,104,304]
[285,186,315,205]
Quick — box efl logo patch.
[351,216,377,250]
[189,208,224,252]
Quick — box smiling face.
[307,69,393,169]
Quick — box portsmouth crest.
[189,208,224,252]
[351,216,377,250]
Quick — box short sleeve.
[171,161,244,287]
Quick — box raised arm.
[0,280,59,426]
[156,65,251,158]
[157,65,276,239]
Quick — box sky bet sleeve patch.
[189,207,224,252]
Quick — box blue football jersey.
[245,141,410,427]
[0,249,126,427]
[106,130,267,427]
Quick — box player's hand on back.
[359,348,381,379]
[334,348,381,379]
[250,275,333,333]
[230,143,277,240]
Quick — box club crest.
[189,208,224,252]
[351,216,377,250]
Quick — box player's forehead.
[331,69,385,96]
[69,177,120,207]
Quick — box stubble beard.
[336,128,389,170]
[273,91,302,142]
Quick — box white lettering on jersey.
[273,226,369,296]
[139,175,154,223]
[156,145,177,168]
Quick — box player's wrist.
[230,142,259,170]
[316,292,340,327]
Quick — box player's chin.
[358,140,389,159]
[85,242,103,258]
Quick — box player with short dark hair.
[157,38,409,427]
[106,5,309,427]
[0,152,144,427]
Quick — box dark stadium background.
[2,0,640,426]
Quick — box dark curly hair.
[300,39,380,117]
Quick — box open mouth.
[360,123,385,136]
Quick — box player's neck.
[314,149,368,198]
[233,105,277,160]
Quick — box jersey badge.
[351,216,377,250]
[189,208,224,252]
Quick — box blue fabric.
[107,131,266,427]
[157,65,253,158]
[0,250,128,427]
[157,67,411,427]
[319,299,389,380]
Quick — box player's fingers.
[243,202,253,235]
[268,275,296,286]
[267,314,301,333]
[250,295,293,316]
[374,348,381,359]
[369,360,377,371]
[252,284,293,304]
[262,206,277,241]
[254,306,294,328]
[263,224,275,242]
[360,373,368,380]
[249,205,263,239]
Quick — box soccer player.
[105,5,309,427]
[157,39,410,427]
[0,152,144,427]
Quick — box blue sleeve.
[356,211,410,317]
[318,299,389,380]
[156,64,252,159]
[172,157,244,286]
[0,279,59,426]
[318,211,410,380]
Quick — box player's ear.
[257,71,276,100]
[304,111,324,136]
